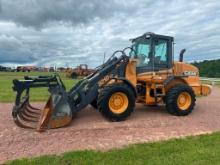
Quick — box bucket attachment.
[12,75,73,131]
[36,94,72,131]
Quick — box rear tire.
[97,83,135,121]
[166,84,196,116]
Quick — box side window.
[154,39,168,66]
[136,43,150,67]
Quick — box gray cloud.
[0,0,139,28]
[0,1,2,13]
[0,0,219,67]
[0,34,36,63]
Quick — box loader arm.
[12,52,130,131]
[67,54,130,112]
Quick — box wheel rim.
[108,92,129,114]
[177,92,192,110]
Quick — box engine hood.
[173,62,199,76]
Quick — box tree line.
[191,59,220,78]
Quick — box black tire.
[97,83,135,121]
[166,84,196,116]
[90,99,98,109]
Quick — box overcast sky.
[0,0,219,68]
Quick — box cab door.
[132,37,154,74]
[152,37,173,72]
[130,35,173,75]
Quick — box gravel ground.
[0,87,220,163]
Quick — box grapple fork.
[12,75,73,131]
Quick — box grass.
[6,132,220,165]
[0,71,219,102]
[201,80,220,86]
[0,72,78,102]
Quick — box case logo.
[183,71,197,76]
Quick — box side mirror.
[179,49,186,62]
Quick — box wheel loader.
[66,64,94,79]
[12,32,211,131]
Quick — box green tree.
[191,59,220,78]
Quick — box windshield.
[129,39,151,67]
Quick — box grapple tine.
[12,99,39,128]
[13,116,36,129]
[19,102,40,118]
[18,112,39,122]
[22,107,40,118]
[18,111,38,122]
[27,103,41,111]
[25,106,41,115]
[24,101,41,115]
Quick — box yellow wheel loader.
[12,32,211,131]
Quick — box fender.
[163,76,188,92]
[164,75,187,86]
[110,77,137,97]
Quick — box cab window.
[130,39,151,67]
[154,39,168,66]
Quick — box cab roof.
[130,32,174,42]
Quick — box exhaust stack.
[179,49,186,62]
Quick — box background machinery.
[16,66,36,72]
[66,64,94,79]
[12,32,211,131]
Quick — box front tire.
[97,83,135,121]
[165,84,196,116]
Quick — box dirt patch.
[0,87,220,163]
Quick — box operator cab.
[130,32,173,73]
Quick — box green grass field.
[0,72,78,102]
[0,71,219,102]
[6,132,220,165]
